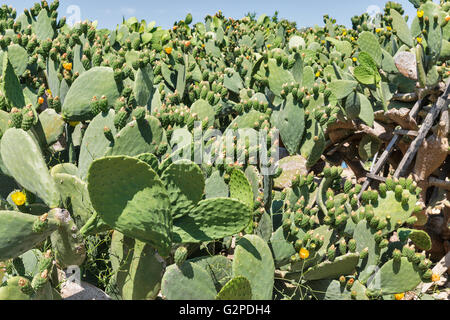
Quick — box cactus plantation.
[0,0,449,301]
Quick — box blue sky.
[0,0,437,30]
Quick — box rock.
[61,280,111,300]
[274,155,308,190]
[58,268,111,300]
[394,51,417,80]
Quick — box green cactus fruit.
[348,239,357,253]
[21,110,34,131]
[99,95,109,113]
[344,180,353,194]
[174,246,188,267]
[114,108,128,130]
[103,126,114,142]
[132,107,146,122]
[9,107,22,128]
[90,96,101,116]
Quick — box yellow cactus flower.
[352,57,357,62]
[417,37,423,43]
[164,47,173,55]
[386,26,392,31]
[11,191,26,206]
[315,71,321,77]
[46,89,52,96]
[417,10,424,18]
[299,248,309,259]
[63,62,72,71]
[394,293,405,300]
[431,273,440,282]
[267,44,272,48]
[342,31,347,36]
[351,36,355,41]
[69,121,80,127]
[375,28,382,33]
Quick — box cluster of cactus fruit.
[0,0,448,300]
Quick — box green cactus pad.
[300,116,326,168]
[121,239,164,300]
[7,44,29,77]
[390,9,413,47]
[229,168,254,209]
[273,93,305,155]
[190,99,215,127]
[357,31,382,66]
[38,109,65,146]
[87,156,172,256]
[397,228,432,251]
[134,65,154,107]
[78,109,116,180]
[205,170,229,198]
[0,210,59,260]
[0,128,60,208]
[12,249,44,278]
[34,9,55,41]
[2,52,25,108]
[353,220,379,283]
[0,276,32,300]
[216,276,252,300]
[107,231,134,300]
[52,173,94,228]
[62,67,120,121]
[307,279,368,300]
[136,153,160,172]
[172,198,252,243]
[370,190,418,233]
[161,160,205,219]
[106,116,165,157]
[267,58,295,97]
[367,257,423,295]
[232,234,275,300]
[328,80,358,100]
[161,261,217,300]
[48,208,86,268]
[304,253,360,280]
[189,255,233,291]
[270,226,296,267]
